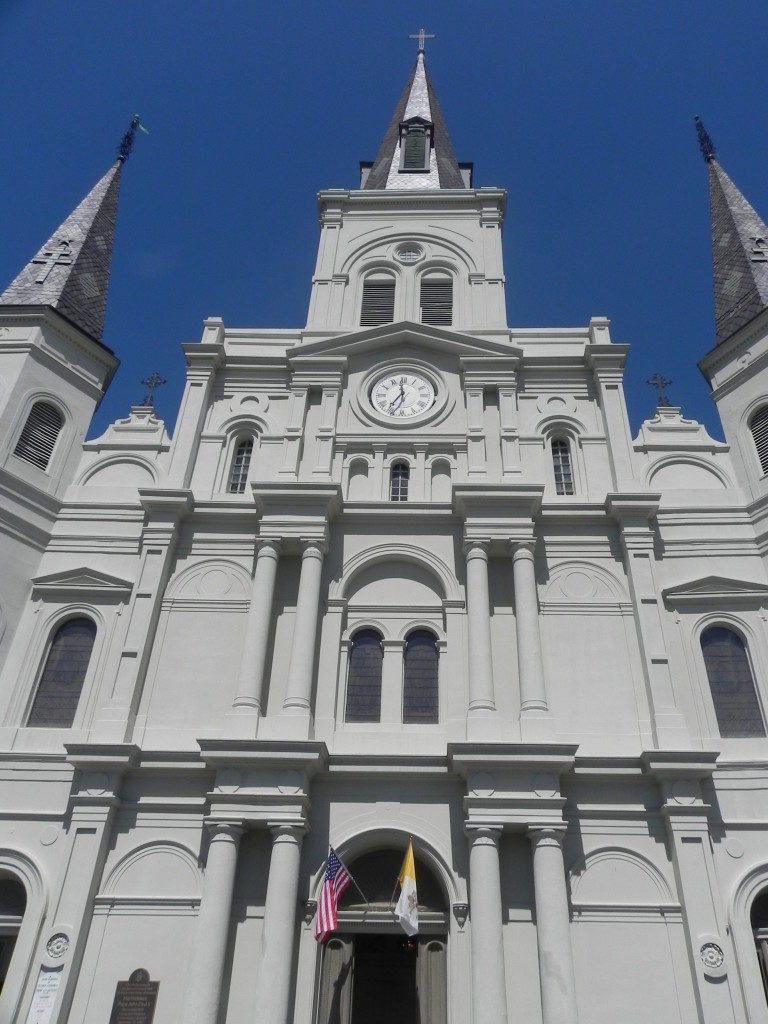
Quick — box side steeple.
[363,49,468,191]
[0,116,142,343]
[697,116,768,346]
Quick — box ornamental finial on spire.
[695,116,715,163]
[408,27,435,53]
[117,114,148,163]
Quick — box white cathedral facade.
[3,48,768,1024]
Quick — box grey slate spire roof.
[364,52,466,191]
[0,159,124,343]
[698,117,768,345]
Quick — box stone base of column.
[224,706,261,739]
[654,708,691,748]
[90,708,132,744]
[467,710,502,742]
[261,712,313,741]
[519,709,555,742]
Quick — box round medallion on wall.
[700,942,724,970]
[370,370,436,420]
[46,933,70,959]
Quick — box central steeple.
[362,49,469,191]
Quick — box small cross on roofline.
[409,28,435,54]
[647,373,673,408]
[140,372,166,408]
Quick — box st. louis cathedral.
[2,41,768,1024]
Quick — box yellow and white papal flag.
[394,839,419,936]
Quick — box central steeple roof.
[363,51,467,191]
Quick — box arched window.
[361,274,396,327]
[403,630,439,724]
[345,630,383,723]
[228,437,253,493]
[551,437,574,495]
[701,626,765,737]
[13,401,63,471]
[0,877,26,995]
[27,618,96,728]
[420,275,453,326]
[390,462,409,502]
[751,407,768,475]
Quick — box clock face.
[370,371,436,419]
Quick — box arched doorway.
[0,877,26,993]
[315,848,448,1024]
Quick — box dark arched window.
[0,877,26,994]
[751,407,768,475]
[752,890,768,1003]
[403,630,439,724]
[345,630,383,723]
[361,274,395,326]
[390,462,409,502]
[13,401,63,471]
[27,618,96,728]
[551,437,574,495]
[701,626,765,737]
[228,438,253,493]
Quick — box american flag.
[314,847,351,943]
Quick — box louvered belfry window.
[552,438,574,495]
[345,630,383,722]
[403,630,439,724]
[228,438,253,494]
[27,618,96,728]
[420,277,453,326]
[751,407,768,475]
[390,462,409,502]
[701,626,766,737]
[401,127,430,171]
[360,276,396,327]
[13,401,63,471]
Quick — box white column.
[233,540,281,719]
[182,823,244,1024]
[512,543,550,733]
[253,825,305,1024]
[468,827,508,1024]
[283,541,325,715]
[529,827,579,1024]
[465,542,496,716]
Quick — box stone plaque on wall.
[108,969,158,1024]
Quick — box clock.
[370,371,436,419]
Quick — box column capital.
[256,538,282,558]
[466,824,503,845]
[268,821,308,841]
[527,824,566,848]
[300,538,328,557]
[205,820,246,843]
[511,540,535,560]
[464,539,490,561]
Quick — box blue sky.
[2,1,768,441]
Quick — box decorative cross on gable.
[647,372,672,408]
[140,372,166,407]
[409,27,435,53]
[32,239,72,283]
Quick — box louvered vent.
[402,129,429,170]
[420,278,453,326]
[13,401,63,471]
[361,278,395,326]
[751,407,768,475]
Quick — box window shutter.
[27,618,96,728]
[420,278,453,326]
[228,438,254,494]
[551,438,574,495]
[403,129,428,170]
[345,630,383,722]
[403,630,439,724]
[752,407,768,474]
[13,401,63,471]
[361,278,395,326]
[701,626,766,737]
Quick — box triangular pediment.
[291,321,520,363]
[31,567,133,599]
[663,575,768,607]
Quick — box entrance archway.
[315,848,448,1024]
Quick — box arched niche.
[102,841,202,900]
[346,560,443,609]
[330,544,460,606]
[647,457,729,490]
[347,459,370,501]
[569,847,675,907]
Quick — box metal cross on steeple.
[140,372,166,407]
[32,240,72,283]
[409,27,435,53]
[647,373,672,408]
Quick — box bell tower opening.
[315,847,448,1024]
